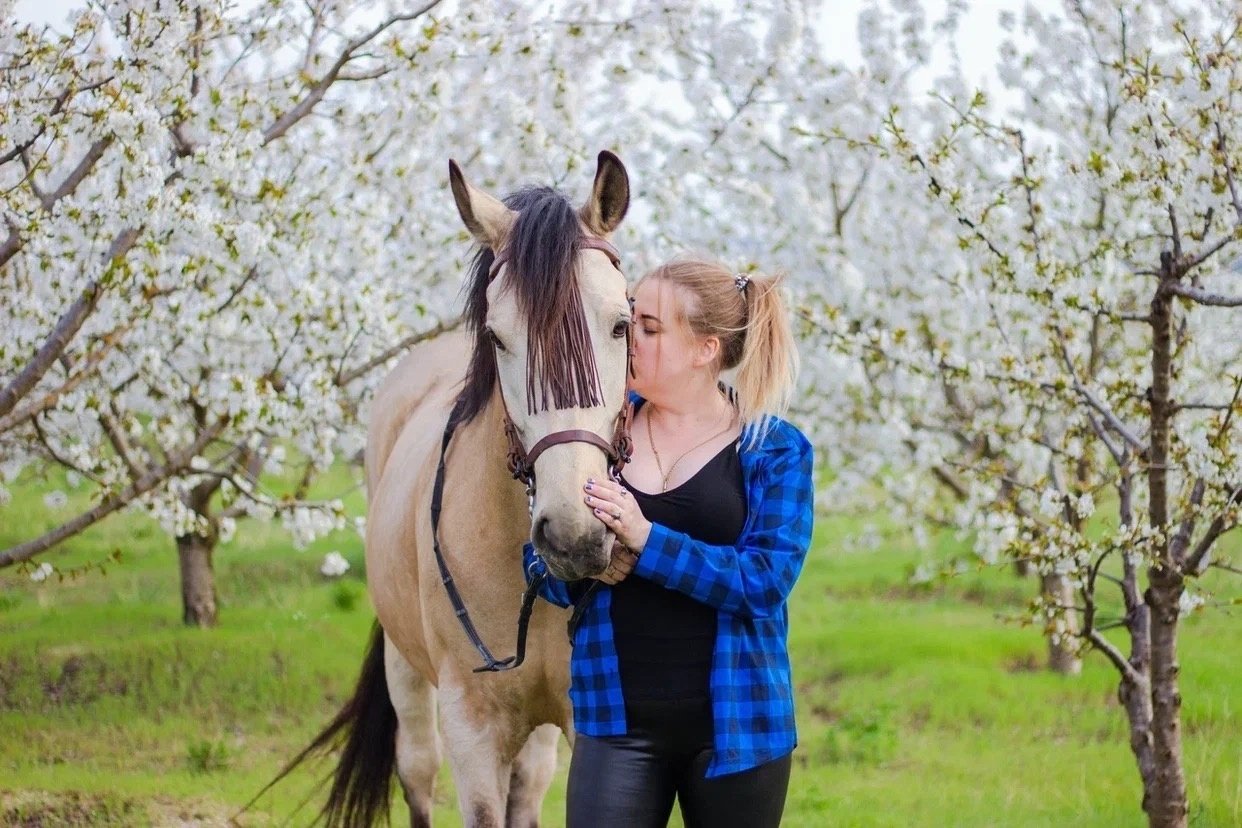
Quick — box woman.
[523,257,814,828]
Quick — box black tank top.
[613,440,748,702]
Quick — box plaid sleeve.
[632,431,813,619]
[522,542,575,608]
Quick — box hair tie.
[733,273,750,293]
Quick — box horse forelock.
[453,245,498,428]
[454,186,605,425]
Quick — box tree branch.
[261,3,442,146]
[39,137,113,211]
[1087,629,1146,687]
[0,228,139,419]
[0,415,229,568]
[1164,282,1242,307]
[334,316,461,386]
[1186,482,1242,575]
[0,322,133,434]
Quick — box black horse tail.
[238,621,397,827]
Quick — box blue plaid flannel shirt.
[522,398,815,778]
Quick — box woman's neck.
[643,377,732,431]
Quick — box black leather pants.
[566,698,792,828]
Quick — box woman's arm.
[631,432,814,619]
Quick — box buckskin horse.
[271,152,634,827]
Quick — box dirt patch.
[40,654,130,707]
[1003,652,1042,673]
[0,790,146,827]
[808,702,843,724]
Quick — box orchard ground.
[0,464,1238,827]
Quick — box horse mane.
[453,186,604,426]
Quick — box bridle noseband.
[431,233,634,672]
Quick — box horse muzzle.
[531,513,611,581]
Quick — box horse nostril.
[531,515,551,551]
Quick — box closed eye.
[486,328,507,352]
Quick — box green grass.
[1,471,1239,827]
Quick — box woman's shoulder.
[741,415,812,460]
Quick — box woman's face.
[628,278,712,397]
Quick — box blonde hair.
[637,257,800,434]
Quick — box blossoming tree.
[0,0,713,624]
[793,2,1240,824]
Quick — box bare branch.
[261,3,442,146]
[1186,482,1242,575]
[335,316,462,386]
[1085,412,1126,465]
[1087,628,1146,687]
[1073,380,1145,454]
[99,401,146,480]
[1170,478,1206,564]
[1208,559,1242,576]
[1164,282,1242,307]
[1167,204,1182,261]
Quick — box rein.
[431,396,546,672]
[432,234,633,673]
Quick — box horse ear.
[449,159,514,248]
[580,150,629,236]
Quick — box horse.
[277,152,633,828]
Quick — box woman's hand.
[583,477,652,556]
[594,540,639,585]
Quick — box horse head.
[449,151,632,582]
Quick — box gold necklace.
[646,403,735,492]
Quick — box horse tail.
[238,621,397,827]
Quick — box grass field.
[1,465,1239,827]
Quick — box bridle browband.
[431,233,633,672]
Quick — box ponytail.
[734,272,799,438]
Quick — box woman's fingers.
[582,477,623,504]
[594,542,637,584]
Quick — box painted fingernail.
[584,482,593,490]
[593,508,602,515]
[584,496,592,504]
[587,478,596,484]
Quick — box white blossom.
[320,551,351,578]
[43,491,68,510]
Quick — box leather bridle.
[490,235,635,499]
[431,234,634,672]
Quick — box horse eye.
[612,319,631,339]
[487,329,507,352]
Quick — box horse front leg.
[504,723,560,828]
[438,681,522,828]
[385,635,441,828]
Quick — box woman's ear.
[694,335,721,369]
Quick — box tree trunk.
[1143,573,1188,828]
[177,532,218,627]
[1042,572,1081,674]
[1138,262,1187,827]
